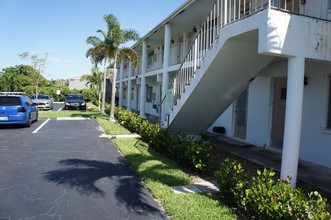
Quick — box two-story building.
[115,0,331,187]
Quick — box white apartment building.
[116,0,331,187]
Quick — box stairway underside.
[169,30,273,133]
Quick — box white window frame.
[146,86,153,103]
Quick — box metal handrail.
[161,0,320,121]
[162,0,274,109]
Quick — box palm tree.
[81,67,103,110]
[86,36,108,113]
[86,14,140,120]
[103,14,140,121]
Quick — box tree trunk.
[109,54,117,121]
[98,91,101,111]
[101,59,107,113]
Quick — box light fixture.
[304,77,308,86]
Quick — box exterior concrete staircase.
[165,1,274,133]
[169,31,273,133]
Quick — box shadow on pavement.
[43,158,165,217]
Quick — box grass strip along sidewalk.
[40,105,237,219]
[113,138,237,220]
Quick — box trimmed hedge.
[113,107,211,172]
[215,159,331,219]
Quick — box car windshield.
[0,96,22,106]
[66,95,84,100]
[31,95,49,99]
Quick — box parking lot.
[0,105,166,219]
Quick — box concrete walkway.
[172,179,219,194]
[207,133,331,195]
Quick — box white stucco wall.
[259,10,331,62]
[300,61,331,168]
[208,104,234,136]
[245,76,271,147]
[211,60,331,168]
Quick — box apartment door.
[271,78,287,149]
[234,89,248,139]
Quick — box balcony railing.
[144,37,196,72]
[169,0,306,108]
[147,52,163,72]
[169,37,194,66]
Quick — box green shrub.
[215,159,249,203]
[113,107,211,173]
[139,120,160,143]
[115,108,142,133]
[81,88,97,102]
[183,139,211,171]
[150,128,171,154]
[104,103,111,114]
[241,168,331,219]
[92,99,99,107]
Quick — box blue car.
[0,93,39,127]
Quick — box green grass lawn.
[39,103,103,118]
[113,138,237,220]
[39,109,103,118]
[96,117,131,135]
[39,104,131,135]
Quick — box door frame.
[267,77,287,151]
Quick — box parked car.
[30,94,54,110]
[64,94,86,110]
[0,92,39,127]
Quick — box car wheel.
[35,112,39,122]
[25,114,32,127]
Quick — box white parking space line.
[32,118,50,134]
[57,117,91,120]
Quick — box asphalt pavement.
[0,116,167,219]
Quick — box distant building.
[68,75,89,90]
[69,74,113,103]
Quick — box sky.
[0,0,187,80]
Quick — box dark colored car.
[64,94,86,110]
[0,92,39,127]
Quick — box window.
[123,88,127,99]
[146,86,153,103]
[24,96,33,106]
[327,76,331,129]
[0,96,21,106]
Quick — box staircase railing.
[163,0,303,117]
[168,0,271,107]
